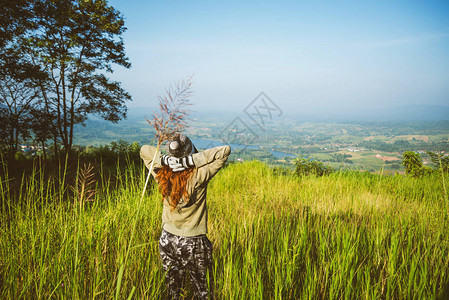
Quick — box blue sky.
[108,0,449,116]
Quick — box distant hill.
[125,106,239,122]
[287,104,449,122]
[364,104,449,122]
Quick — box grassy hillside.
[1,160,448,299]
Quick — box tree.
[426,151,449,174]
[29,103,58,161]
[402,151,433,177]
[0,0,34,49]
[22,0,132,157]
[0,71,39,158]
[293,156,333,176]
[0,0,37,158]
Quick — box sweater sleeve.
[140,145,163,178]
[191,145,231,187]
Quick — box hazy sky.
[108,0,449,116]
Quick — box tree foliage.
[294,156,333,176]
[0,0,131,159]
[326,153,352,163]
[401,151,433,177]
[0,0,37,157]
[0,73,38,157]
[426,151,449,174]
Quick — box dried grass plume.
[147,76,193,145]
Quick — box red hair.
[156,165,195,210]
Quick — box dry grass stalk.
[77,163,96,204]
[141,76,193,199]
[147,76,193,145]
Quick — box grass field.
[1,159,449,299]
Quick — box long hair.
[156,165,195,210]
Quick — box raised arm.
[140,145,164,178]
[191,145,231,187]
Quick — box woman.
[140,134,231,299]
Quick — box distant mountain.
[124,106,240,122]
[360,104,449,122]
[286,104,449,122]
[123,104,449,123]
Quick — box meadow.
[1,159,449,299]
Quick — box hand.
[180,155,195,169]
[161,155,170,166]
[168,157,186,172]
[167,155,195,172]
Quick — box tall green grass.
[1,160,448,299]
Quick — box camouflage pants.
[159,229,214,299]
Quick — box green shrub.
[293,156,333,176]
[14,151,27,160]
[402,151,433,177]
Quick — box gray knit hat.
[165,134,198,158]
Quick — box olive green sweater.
[140,145,231,237]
